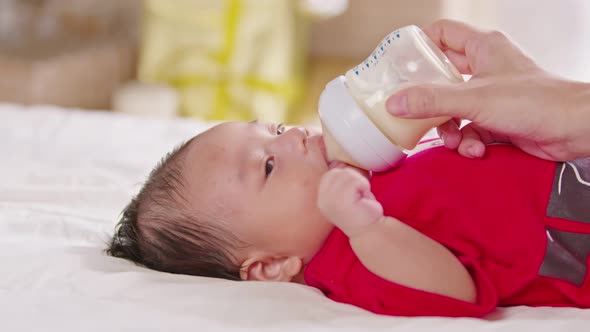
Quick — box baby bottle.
[318,25,463,172]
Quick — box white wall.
[445,0,590,82]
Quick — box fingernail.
[468,145,484,158]
[386,94,408,116]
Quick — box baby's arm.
[318,167,476,303]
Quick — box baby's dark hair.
[106,137,242,280]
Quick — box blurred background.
[1,0,590,126]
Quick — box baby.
[107,120,590,317]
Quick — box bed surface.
[1,103,589,331]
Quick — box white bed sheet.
[1,103,589,332]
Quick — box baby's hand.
[318,164,384,237]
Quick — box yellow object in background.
[138,0,310,123]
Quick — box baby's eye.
[276,123,285,135]
[265,157,275,178]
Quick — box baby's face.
[184,121,334,268]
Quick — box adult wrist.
[566,81,590,159]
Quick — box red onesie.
[304,144,590,317]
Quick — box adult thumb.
[386,83,475,120]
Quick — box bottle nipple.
[320,122,363,168]
[319,76,407,172]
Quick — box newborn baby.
[108,120,590,317]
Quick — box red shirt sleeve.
[304,228,498,317]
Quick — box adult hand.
[386,19,590,161]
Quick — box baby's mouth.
[306,135,329,165]
[317,135,329,164]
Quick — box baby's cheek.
[297,178,322,210]
[299,177,316,193]
[300,172,323,191]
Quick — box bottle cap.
[318,76,407,172]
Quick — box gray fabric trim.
[538,227,590,287]
[546,159,590,223]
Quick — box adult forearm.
[567,81,590,159]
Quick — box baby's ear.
[240,256,303,282]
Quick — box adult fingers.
[423,19,482,56]
[436,119,462,150]
[387,83,480,120]
[457,123,485,158]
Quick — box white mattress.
[1,103,589,332]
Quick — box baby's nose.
[281,127,308,152]
[291,127,309,137]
